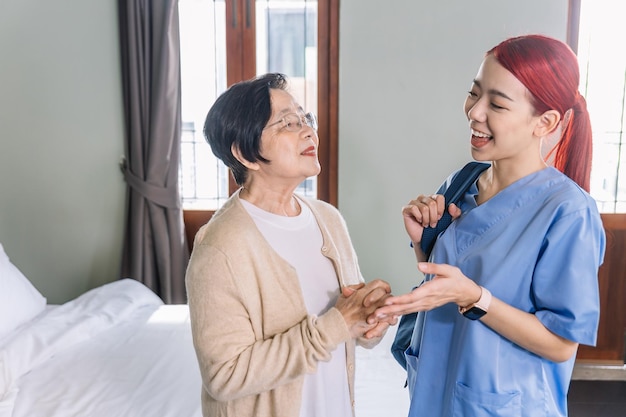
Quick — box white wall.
[0,0,569,303]
[0,1,125,303]
[338,0,569,295]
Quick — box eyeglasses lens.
[280,113,318,132]
[305,113,318,130]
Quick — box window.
[575,0,626,213]
[178,0,335,213]
[256,1,319,198]
[178,0,228,210]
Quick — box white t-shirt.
[241,197,352,417]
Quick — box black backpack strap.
[393,162,490,371]
[420,162,490,256]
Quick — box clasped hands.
[335,279,398,340]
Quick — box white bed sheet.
[2,279,202,417]
[2,279,409,417]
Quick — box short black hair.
[203,73,289,185]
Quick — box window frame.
[568,0,626,364]
[567,0,581,53]
[182,0,339,248]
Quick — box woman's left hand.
[368,262,481,322]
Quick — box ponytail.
[551,95,592,192]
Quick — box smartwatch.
[459,286,491,320]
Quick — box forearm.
[481,297,578,363]
[195,307,351,401]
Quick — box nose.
[302,124,319,143]
[303,126,316,140]
[300,120,317,139]
[465,96,486,123]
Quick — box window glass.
[179,0,229,210]
[256,0,318,198]
[578,0,626,213]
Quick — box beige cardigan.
[186,191,381,417]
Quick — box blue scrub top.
[405,167,605,417]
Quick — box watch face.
[463,306,486,320]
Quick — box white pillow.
[0,243,47,342]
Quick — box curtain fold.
[118,0,190,304]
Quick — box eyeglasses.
[264,112,318,132]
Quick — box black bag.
[391,161,490,370]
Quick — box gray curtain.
[118,0,189,304]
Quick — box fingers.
[363,321,392,340]
[417,261,452,276]
[342,282,365,297]
[361,279,392,307]
[403,194,445,228]
[448,203,462,220]
[368,278,392,293]
[369,275,431,319]
[371,300,425,324]
[426,194,445,227]
[343,279,391,305]
[362,288,388,307]
[366,307,399,324]
[371,263,467,320]
[337,279,394,338]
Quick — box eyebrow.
[473,79,515,102]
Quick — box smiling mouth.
[470,129,492,148]
[301,146,316,156]
[471,129,492,139]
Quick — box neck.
[240,186,301,217]
[477,158,547,204]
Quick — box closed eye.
[283,118,299,130]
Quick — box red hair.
[488,35,592,192]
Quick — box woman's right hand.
[335,279,392,339]
[402,194,446,245]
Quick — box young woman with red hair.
[374,34,606,416]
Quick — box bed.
[0,242,409,417]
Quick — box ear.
[231,143,260,171]
[534,110,561,137]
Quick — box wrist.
[462,283,483,307]
[459,286,491,321]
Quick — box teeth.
[471,129,492,138]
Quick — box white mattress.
[1,279,409,417]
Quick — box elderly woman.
[185,73,393,417]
